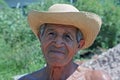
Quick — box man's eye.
[48,32,55,36]
[64,34,72,40]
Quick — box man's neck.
[45,62,78,80]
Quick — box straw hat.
[27,4,102,49]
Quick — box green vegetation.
[75,0,120,49]
[0,0,120,80]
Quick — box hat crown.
[48,4,79,12]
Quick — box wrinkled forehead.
[44,23,78,33]
[39,23,83,42]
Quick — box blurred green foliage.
[0,7,45,79]
[0,0,120,79]
[75,0,120,49]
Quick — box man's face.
[40,24,81,66]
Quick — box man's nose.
[54,36,64,47]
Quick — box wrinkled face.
[40,24,81,66]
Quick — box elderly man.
[19,4,111,80]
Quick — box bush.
[75,0,120,49]
[0,6,45,80]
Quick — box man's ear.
[78,39,85,50]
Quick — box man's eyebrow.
[45,28,54,32]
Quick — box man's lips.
[49,50,65,54]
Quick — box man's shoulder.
[18,68,45,80]
[18,74,36,80]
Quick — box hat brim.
[27,10,102,49]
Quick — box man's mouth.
[49,50,64,54]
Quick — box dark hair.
[76,28,83,42]
[39,24,47,36]
[39,24,83,42]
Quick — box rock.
[81,44,120,80]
